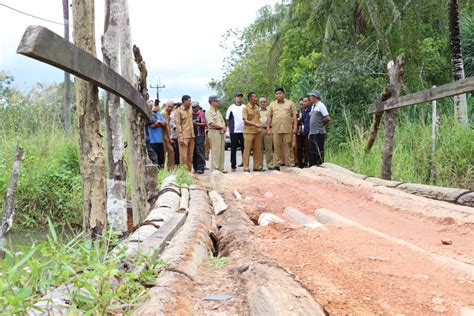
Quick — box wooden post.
[381,54,405,180]
[118,0,148,224]
[72,0,107,235]
[430,88,437,183]
[0,144,23,259]
[102,0,127,233]
[366,84,393,152]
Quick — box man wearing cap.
[176,95,195,171]
[226,93,245,171]
[206,96,227,172]
[308,90,331,166]
[267,87,297,171]
[242,92,263,172]
[147,101,167,168]
[191,101,206,174]
[259,96,273,170]
[161,100,175,170]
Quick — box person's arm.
[320,104,331,126]
[291,103,297,134]
[267,107,273,134]
[243,108,260,128]
[206,112,224,130]
[175,111,184,144]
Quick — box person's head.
[234,92,243,105]
[208,95,220,108]
[298,98,304,108]
[259,97,268,109]
[274,87,285,102]
[147,100,154,110]
[191,101,200,113]
[247,92,257,105]
[182,95,192,108]
[302,96,310,108]
[174,102,182,109]
[308,90,321,104]
[163,100,174,113]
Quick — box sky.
[0,0,279,109]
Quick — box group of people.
[145,87,330,174]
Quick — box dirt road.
[205,168,474,315]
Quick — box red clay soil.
[219,171,474,315]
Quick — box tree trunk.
[381,54,405,180]
[72,0,107,235]
[0,144,23,259]
[117,0,148,224]
[448,0,468,125]
[365,84,393,152]
[63,0,71,134]
[101,0,127,233]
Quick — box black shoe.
[238,163,243,167]
[273,166,280,171]
[204,167,209,170]
[197,170,204,174]
[253,169,263,172]
[244,169,250,172]
[232,168,237,172]
[222,170,228,174]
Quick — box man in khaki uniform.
[176,95,195,171]
[205,95,226,172]
[242,92,263,172]
[161,100,175,170]
[259,96,273,170]
[267,87,297,171]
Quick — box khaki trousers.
[272,133,294,167]
[179,138,195,171]
[208,129,225,171]
[260,129,273,168]
[243,132,262,170]
[164,140,175,171]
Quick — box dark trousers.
[172,138,180,165]
[147,142,157,164]
[193,136,206,172]
[230,132,244,169]
[309,134,325,166]
[150,142,165,168]
[296,133,310,168]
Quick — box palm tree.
[448,0,468,125]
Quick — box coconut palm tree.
[448,0,468,125]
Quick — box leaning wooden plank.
[209,190,228,215]
[368,76,474,114]
[16,25,151,118]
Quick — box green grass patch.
[208,251,230,269]
[0,219,165,314]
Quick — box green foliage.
[208,251,230,269]
[461,14,474,77]
[0,222,164,314]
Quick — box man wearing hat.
[176,95,195,171]
[267,87,297,171]
[205,96,227,172]
[191,101,206,174]
[225,93,245,171]
[308,90,331,166]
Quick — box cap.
[208,95,220,102]
[235,92,243,97]
[308,90,321,99]
[191,101,200,107]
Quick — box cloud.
[0,0,279,101]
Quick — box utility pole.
[63,0,71,134]
[149,83,165,102]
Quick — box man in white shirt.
[308,90,330,166]
[226,92,245,171]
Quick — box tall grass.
[327,106,473,189]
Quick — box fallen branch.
[0,143,23,259]
[365,84,393,152]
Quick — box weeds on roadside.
[208,251,230,269]
[0,219,165,314]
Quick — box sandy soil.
[217,170,474,315]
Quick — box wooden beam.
[17,25,151,119]
[368,76,474,114]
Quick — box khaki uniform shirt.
[161,109,172,136]
[259,107,269,126]
[176,107,195,139]
[268,99,296,134]
[205,107,225,129]
[242,104,261,134]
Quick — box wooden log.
[0,144,23,258]
[457,192,474,207]
[368,76,474,114]
[258,212,285,226]
[321,162,367,179]
[283,206,324,229]
[209,190,228,215]
[397,183,469,203]
[179,185,189,212]
[365,84,393,152]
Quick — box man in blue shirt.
[147,101,168,168]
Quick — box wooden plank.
[16,25,151,119]
[368,76,474,114]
